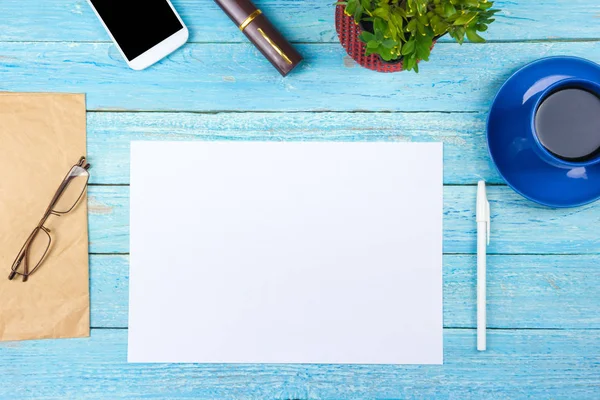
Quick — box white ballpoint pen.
[476,180,490,351]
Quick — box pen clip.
[257,28,293,65]
[477,181,491,246]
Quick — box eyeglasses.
[8,156,91,283]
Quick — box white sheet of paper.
[128,141,443,365]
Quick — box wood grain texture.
[89,255,600,329]
[87,112,498,185]
[1,42,600,112]
[0,329,598,400]
[1,0,599,43]
[87,185,600,255]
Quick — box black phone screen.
[90,0,184,61]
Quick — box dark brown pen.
[214,0,303,77]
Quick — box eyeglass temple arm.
[7,252,28,282]
[7,269,27,282]
[77,156,91,170]
[8,240,29,280]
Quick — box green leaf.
[390,13,404,31]
[394,7,407,18]
[345,0,356,16]
[466,28,485,43]
[373,8,390,19]
[454,26,466,43]
[443,3,456,17]
[380,47,396,61]
[353,4,363,22]
[416,36,432,59]
[433,20,449,35]
[367,40,379,49]
[476,23,488,32]
[454,13,475,25]
[359,31,376,43]
[374,18,386,33]
[416,45,430,61]
[401,39,416,55]
[382,38,397,48]
[403,54,417,71]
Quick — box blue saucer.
[487,56,600,208]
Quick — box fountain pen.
[214,0,303,76]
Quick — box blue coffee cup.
[527,78,600,169]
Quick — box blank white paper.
[128,141,443,365]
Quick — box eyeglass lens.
[53,166,89,214]
[11,227,51,279]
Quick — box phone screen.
[90,0,184,61]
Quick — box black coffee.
[534,88,600,161]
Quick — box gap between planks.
[88,184,509,187]
[86,110,484,115]
[88,327,600,331]
[88,252,599,256]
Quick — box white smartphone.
[87,0,189,70]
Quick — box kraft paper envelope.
[0,93,89,341]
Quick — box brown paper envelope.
[0,93,89,341]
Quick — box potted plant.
[336,0,498,72]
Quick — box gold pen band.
[258,28,293,65]
[239,9,262,31]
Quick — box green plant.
[337,0,498,72]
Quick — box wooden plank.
[87,111,499,185]
[1,0,600,43]
[1,42,600,112]
[87,185,600,255]
[90,255,600,329]
[91,255,129,328]
[89,186,129,254]
[0,329,597,399]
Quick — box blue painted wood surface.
[1,0,599,398]
[86,186,600,255]
[3,42,600,112]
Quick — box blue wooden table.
[1,1,600,398]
